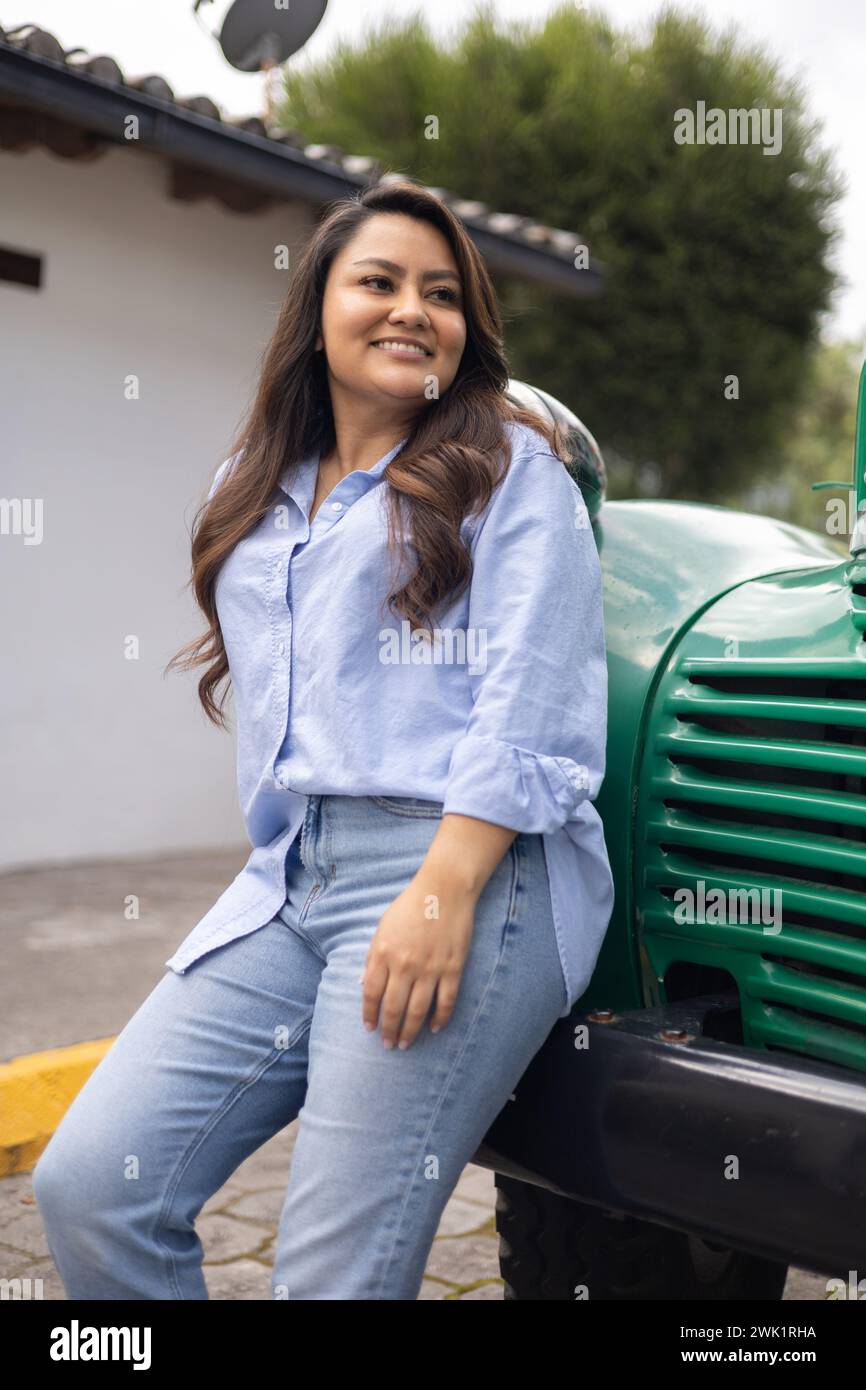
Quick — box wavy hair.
[166,176,571,727]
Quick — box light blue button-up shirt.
[165,420,614,1016]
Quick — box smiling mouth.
[370,341,432,358]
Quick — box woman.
[33,177,614,1300]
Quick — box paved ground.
[0,848,834,1300]
[3,1135,505,1300]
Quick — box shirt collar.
[277,435,409,510]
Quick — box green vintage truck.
[475,371,866,1300]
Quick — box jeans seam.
[371,837,522,1299]
[299,794,323,870]
[298,880,323,925]
[505,836,522,926]
[153,1017,313,1298]
[368,796,443,818]
[295,834,336,934]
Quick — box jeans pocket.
[500,835,522,949]
[367,795,444,818]
[469,834,523,978]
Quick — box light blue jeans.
[33,794,567,1300]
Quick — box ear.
[314,333,323,351]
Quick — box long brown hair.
[166,176,571,728]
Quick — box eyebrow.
[351,257,462,285]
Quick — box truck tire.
[494,1174,788,1300]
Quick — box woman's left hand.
[360,869,478,1049]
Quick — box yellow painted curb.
[0,1038,116,1177]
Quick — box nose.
[388,289,430,327]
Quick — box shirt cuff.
[441,733,592,834]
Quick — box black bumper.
[473,992,866,1276]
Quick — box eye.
[359,275,460,303]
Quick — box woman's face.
[315,213,467,411]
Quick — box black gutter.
[0,41,604,297]
[473,992,866,1277]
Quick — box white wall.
[1,141,313,870]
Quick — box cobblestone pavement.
[2,1134,507,1300]
[0,849,837,1300]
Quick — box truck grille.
[638,658,866,1074]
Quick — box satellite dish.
[216,0,329,72]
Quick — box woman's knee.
[33,1137,73,1218]
[32,1115,114,1228]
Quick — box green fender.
[588,500,844,1010]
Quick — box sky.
[8,0,865,340]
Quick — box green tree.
[275,3,844,501]
[721,336,864,551]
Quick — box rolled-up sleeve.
[441,446,608,835]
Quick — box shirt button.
[331,501,343,511]
[276,641,285,656]
[274,765,289,788]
